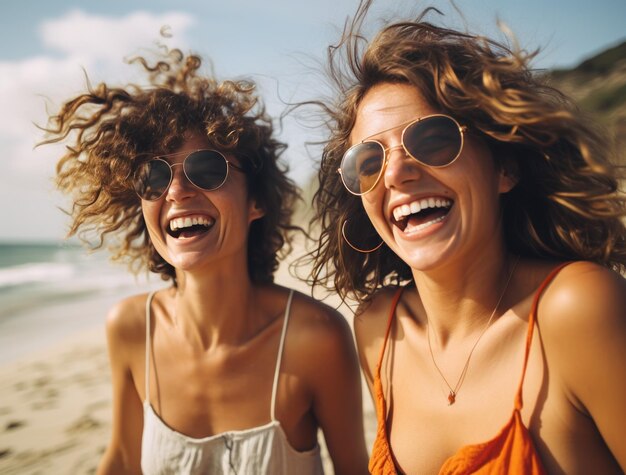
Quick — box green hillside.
[547,40,626,162]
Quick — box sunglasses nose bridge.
[383,143,410,165]
[165,161,198,199]
[385,143,405,155]
[382,143,424,189]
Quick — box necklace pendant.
[447,391,456,405]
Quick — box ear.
[247,198,265,223]
[498,159,520,194]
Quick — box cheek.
[450,167,503,224]
[141,202,164,243]
[450,144,500,194]
[360,197,380,230]
[361,185,385,214]
[360,191,389,236]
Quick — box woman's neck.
[411,247,517,347]
[169,265,268,352]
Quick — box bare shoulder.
[354,287,401,333]
[353,287,405,386]
[285,289,353,350]
[271,287,360,391]
[538,261,626,335]
[105,292,153,348]
[353,286,408,352]
[537,262,626,405]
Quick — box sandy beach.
[0,246,376,475]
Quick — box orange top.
[369,263,570,475]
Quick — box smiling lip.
[169,215,214,231]
[165,213,216,239]
[390,196,453,233]
[391,196,452,221]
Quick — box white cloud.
[0,56,85,139]
[40,9,194,63]
[0,9,195,240]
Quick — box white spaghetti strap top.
[140,289,324,475]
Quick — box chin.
[395,241,457,273]
[166,252,207,271]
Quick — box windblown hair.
[308,1,626,304]
[42,48,300,284]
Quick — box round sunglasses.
[133,149,245,201]
[338,114,467,195]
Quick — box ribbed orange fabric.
[369,263,570,474]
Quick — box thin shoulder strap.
[515,262,572,410]
[375,287,405,376]
[270,289,295,421]
[145,291,158,404]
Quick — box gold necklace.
[426,256,519,405]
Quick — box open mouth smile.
[167,214,215,239]
[391,197,453,233]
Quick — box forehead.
[155,133,211,162]
[150,134,241,167]
[350,83,439,144]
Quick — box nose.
[165,163,197,202]
[383,144,422,189]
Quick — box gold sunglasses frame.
[337,114,467,196]
[133,149,245,201]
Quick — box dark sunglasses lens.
[341,142,385,194]
[184,150,229,191]
[403,116,462,167]
[134,160,171,200]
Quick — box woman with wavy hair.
[308,1,626,473]
[42,49,368,474]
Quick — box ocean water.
[0,242,152,320]
[0,241,163,363]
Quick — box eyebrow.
[155,149,204,158]
[361,117,418,143]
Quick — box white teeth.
[170,218,182,231]
[169,216,213,231]
[392,198,452,221]
[404,214,447,233]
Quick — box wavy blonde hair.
[42,48,300,284]
[307,2,626,304]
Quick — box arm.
[97,299,145,475]
[306,307,369,475]
[540,262,626,470]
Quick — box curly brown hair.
[307,1,626,304]
[41,48,300,284]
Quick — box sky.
[1,0,624,242]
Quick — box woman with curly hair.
[42,49,368,474]
[308,1,626,473]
